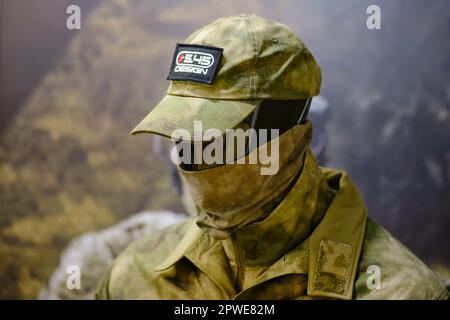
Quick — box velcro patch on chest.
[312,240,352,297]
[167,43,223,84]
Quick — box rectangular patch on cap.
[167,43,223,85]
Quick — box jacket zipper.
[230,232,245,292]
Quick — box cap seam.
[248,16,258,98]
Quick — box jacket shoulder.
[354,218,449,300]
[96,217,193,299]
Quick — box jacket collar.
[155,151,367,300]
[221,148,333,268]
[306,167,367,299]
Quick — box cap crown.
[167,14,321,100]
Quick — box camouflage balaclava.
[178,121,312,239]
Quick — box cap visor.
[131,95,261,142]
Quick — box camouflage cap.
[131,14,321,141]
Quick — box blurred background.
[0,0,449,299]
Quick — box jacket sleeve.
[95,265,113,300]
[354,219,449,300]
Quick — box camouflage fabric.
[106,14,448,300]
[40,211,185,300]
[168,14,321,99]
[177,122,312,240]
[131,14,321,140]
[95,150,449,300]
[131,95,260,141]
[354,220,449,299]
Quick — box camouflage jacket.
[40,211,185,299]
[96,157,448,300]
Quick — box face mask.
[177,121,313,240]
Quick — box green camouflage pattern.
[168,14,321,99]
[131,95,260,140]
[95,150,449,300]
[177,123,313,240]
[354,219,449,299]
[40,211,185,299]
[131,14,321,139]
